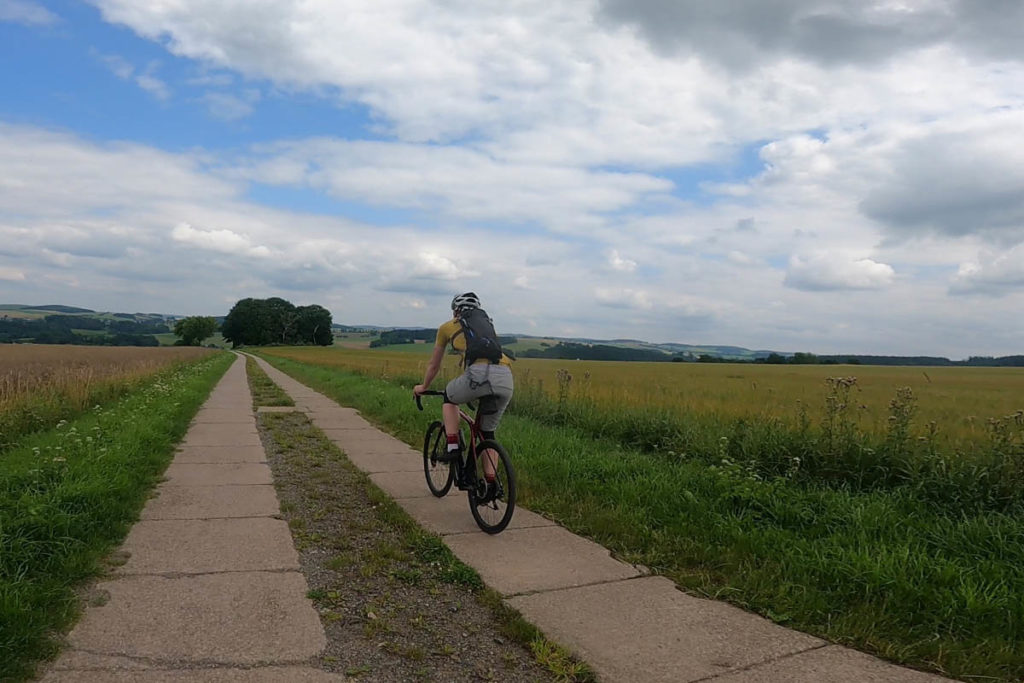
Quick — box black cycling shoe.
[477,480,500,505]
[435,447,462,464]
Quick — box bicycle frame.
[415,391,491,469]
[416,389,517,533]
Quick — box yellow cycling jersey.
[435,318,512,367]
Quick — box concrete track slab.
[47,652,149,670]
[369,470,434,499]
[192,412,254,425]
[712,645,953,682]
[163,463,273,487]
[117,518,299,574]
[396,495,558,536]
[197,404,250,414]
[325,432,412,452]
[43,666,349,682]
[184,421,260,437]
[309,406,361,418]
[445,525,641,596]
[342,449,423,473]
[315,422,378,434]
[174,445,267,464]
[508,576,824,683]
[67,573,325,664]
[296,399,340,409]
[182,426,262,447]
[140,485,281,520]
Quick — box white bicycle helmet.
[451,291,481,312]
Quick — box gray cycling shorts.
[444,364,514,433]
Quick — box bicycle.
[415,390,516,534]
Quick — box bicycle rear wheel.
[423,420,454,497]
[467,439,516,534]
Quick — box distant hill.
[0,304,96,314]
[5,305,1019,364]
[27,304,96,314]
[0,304,172,346]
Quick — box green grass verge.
[245,355,294,408]
[255,352,1024,682]
[0,352,234,682]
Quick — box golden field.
[262,345,1024,447]
[0,345,214,418]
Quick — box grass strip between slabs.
[0,351,235,683]
[255,408,593,682]
[255,351,1024,683]
[245,354,294,408]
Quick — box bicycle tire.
[423,420,454,497]
[467,439,516,534]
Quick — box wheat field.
[261,346,1024,446]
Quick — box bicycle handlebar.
[414,390,445,411]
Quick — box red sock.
[446,433,459,450]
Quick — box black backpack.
[455,308,503,366]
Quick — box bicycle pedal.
[435,450,461,463]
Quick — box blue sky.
[2,0,1024,357]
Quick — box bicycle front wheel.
[423,420,454,497]
[467,439,516,534]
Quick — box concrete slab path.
[250,354,955,683]
[41,355,341,682]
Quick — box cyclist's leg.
[443,372,475,462]
[477,366,513,480]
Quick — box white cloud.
[0,266,26,281]
[607,249,637,272]
[595,287,653,310]
[727,250,755,266]
[400,298,427,310]
[230,139,671,232]
[96,53,171,100]
[87,0,1019,169]
[171,222,270,258]
[0,0,57,25]
[202,90,260,121]
[411,253,462,281]
[951,245,1024,295]
[784,253,895,291]
[135,73,171,101]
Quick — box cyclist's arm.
[414,343,446,395]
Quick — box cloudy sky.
[2,0,1023,357]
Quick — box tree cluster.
[173,316,219,346]
[221,298,333,348]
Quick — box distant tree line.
[0,315,165,346]
[369,328,436,347]
[754,353,1024,367]
[520,342,675,362]
[369,328,517,348]
[221,297,333,348]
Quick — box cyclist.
[413,292,513,493]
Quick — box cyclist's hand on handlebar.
[413,384,427,397]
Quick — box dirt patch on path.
[257,411,578,682]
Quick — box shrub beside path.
[250,354,955,683]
